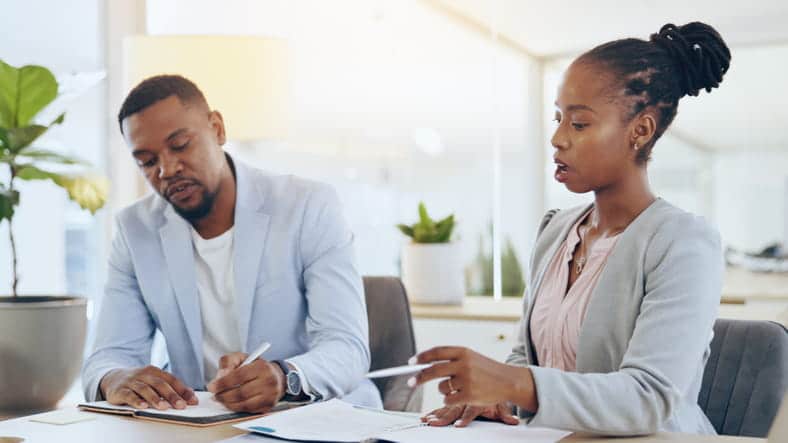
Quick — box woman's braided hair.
[578,22,731,163]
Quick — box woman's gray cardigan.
[507,199,722,435]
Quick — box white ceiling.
[435,0,788,152]
[434,0,788,58]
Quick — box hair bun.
[649,22,731,98]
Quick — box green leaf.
[435,215,454,242]
[0,185,20,222]
[5,125,48,152]
[417,201,434,228]
[15,165,108,214]
[0,127,8,151]
[412,224,434,243]
[15,164,57,181]
[16,148,86,165]
[396,224,414,238]
[0,60,58,128]
[0,60,16,128]
[4,114,65,153]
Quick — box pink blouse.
[529,210,620,371]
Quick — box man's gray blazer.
[82,155,381,407]
[507,199,722,435]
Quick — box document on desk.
[78,391,273,427]
[235,399,421,442]
[233,399,572,443]
[379,420,572,443]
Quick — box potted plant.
[397,202,465,305]
[0,59,108,414]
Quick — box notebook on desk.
[78,391,276,427]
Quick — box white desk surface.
[0,408,766,443]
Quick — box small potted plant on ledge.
[397,202,465,305]
[0,59,108,414]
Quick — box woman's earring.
[633,143,639,150]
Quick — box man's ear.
[209,110,226,146]
[630,111,657,149]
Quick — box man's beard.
[170,187,217,222]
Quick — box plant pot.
[401,242,465,305]
[0,296,87,414]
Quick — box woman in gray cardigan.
[411,22,731,436]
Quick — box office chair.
[699,318,788,437]
[363,276,423,412]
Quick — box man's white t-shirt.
[191,227,242,384]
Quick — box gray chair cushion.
[698,318,788,437]
[363,276,423,412]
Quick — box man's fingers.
[496,403,520,425]
[143,375,187,409]
[208,362,261,394]
[129,380,169,410]
[224,393,275,414]
[156,370,197,405]
[455,405,484,428]
[416,346,466,365]
[113,388,148,409]
[219,352,248,370]
[215,378,266,405]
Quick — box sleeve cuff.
[285,359,322,402]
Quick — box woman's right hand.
[420,403,519,427]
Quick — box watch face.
[286,371,301,396]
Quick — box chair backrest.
[363,276,423,412]
[698,318,788,437]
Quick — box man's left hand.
[206,352,285,413]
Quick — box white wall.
[145,0,544,278]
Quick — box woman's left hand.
[409,346,537,411]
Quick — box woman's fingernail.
[176,400,186,408]
[158,401,168,409]
[139,402,148,409]
[408,356,417,365]
[454,420,464,427]
[407,377,416,388]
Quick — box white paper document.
[379,420,572,443]
[235,399,421,442]
[234,399,572,443]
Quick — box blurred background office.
[2,0,787,410]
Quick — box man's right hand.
[99,366,198,410]
[421,403,519,427]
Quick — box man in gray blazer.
[81,75,381,412]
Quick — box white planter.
[0,296,87,414]
[401,242,465,305]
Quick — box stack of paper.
[231,399,572,442]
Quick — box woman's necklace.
[575,209,627,275]
[576,209,599,275]
[576,225,590,275]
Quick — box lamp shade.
[123,35,289,141]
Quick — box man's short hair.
[117,74,208,134]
